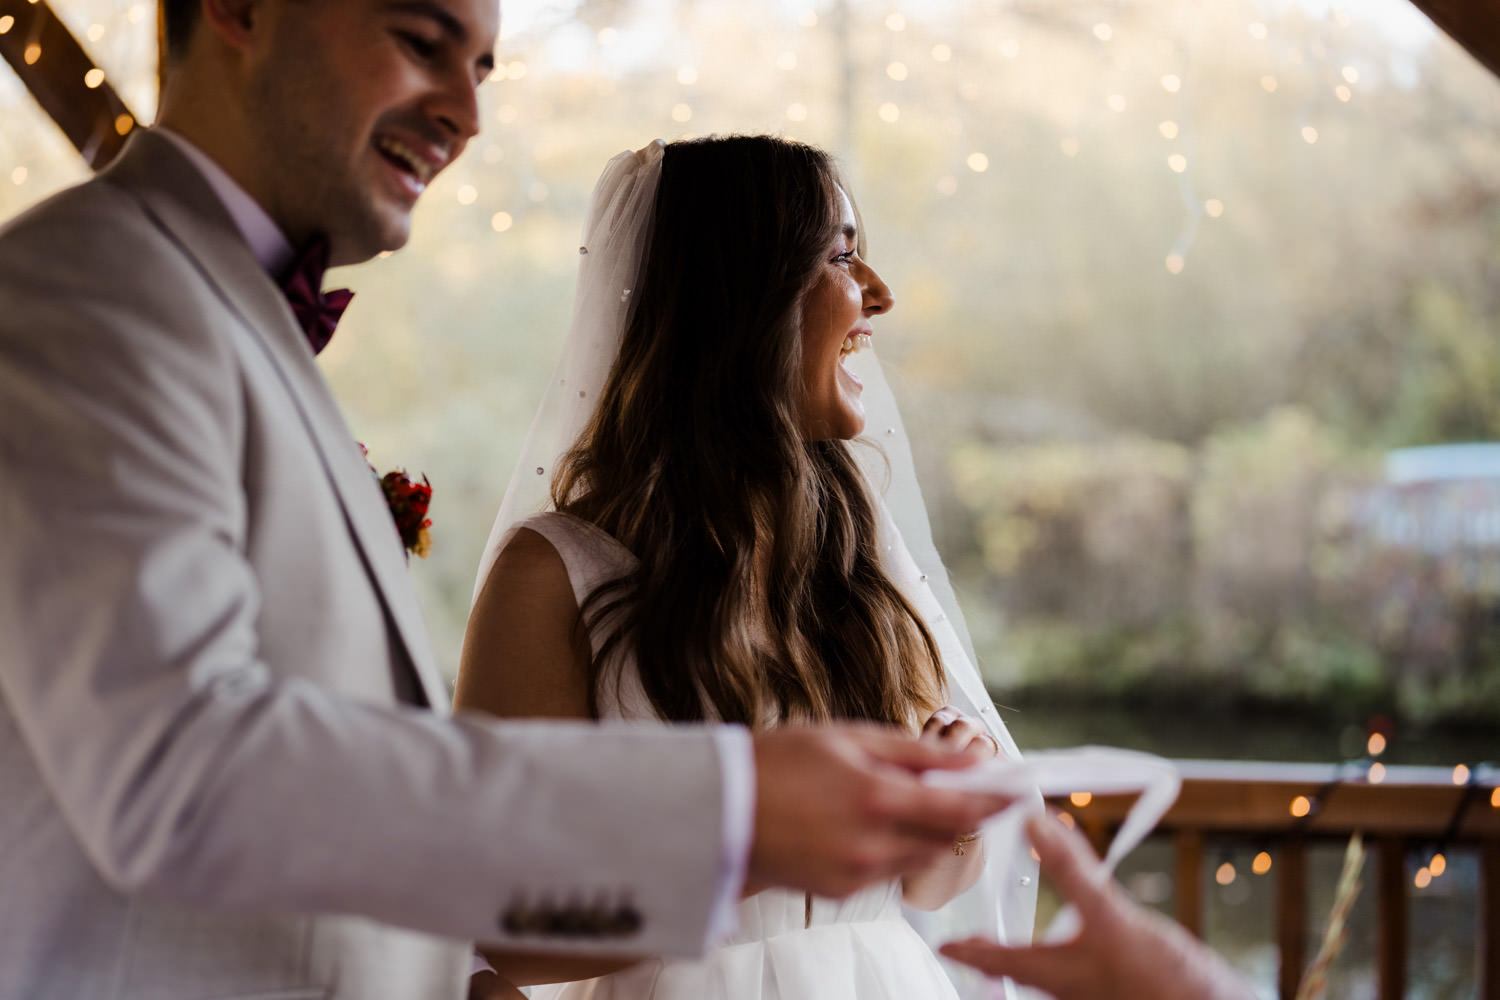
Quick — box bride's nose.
[861,262,894,317]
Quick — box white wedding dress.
[515,511,962,1000]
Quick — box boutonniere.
[358,443,433,560]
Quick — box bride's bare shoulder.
[456,526,592,720]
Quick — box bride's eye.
[832,250,856,264]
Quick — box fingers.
[939,937,1076,991]
[853,724,991,774]
[1027,813,1112,915]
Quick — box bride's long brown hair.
[552,135,944,729]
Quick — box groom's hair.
[161,0,200,62]
[553,135,945,730]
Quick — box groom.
[0,0,1007,997]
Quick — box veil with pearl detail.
[474,140,1044,997]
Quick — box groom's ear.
[199,0,263,52]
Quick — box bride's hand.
[919,706,1002,759]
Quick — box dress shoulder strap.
[510,511,637,609]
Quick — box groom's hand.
[940,814,1257,1000]
[744,724,1008,899]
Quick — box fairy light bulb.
[1429,853,1446,877]
[1215,862,1236,886]
[878,103,899,123]
[884,12,906,31]
[1414,867,1431,889]
[966,152,989,173]
[84,68,105,88]
[114,114,134,135]
[1158,120,1179,139]
[1093,23,1112,41]
[1167,154,1187,173]
[1160,74,1182,93]
[671,103,692,123]
[489,211,513,232]
[1204,199,1224,217]
[1164,254,1184,275]
[1369,762,1386,784]
[931,44,951,62]
[0,15,14,34]
[1252,851,1273,875]
[1453,764,1470,785]
[886,62,909,82]
[1290,796,1312,818]
[24,43,41,65]
[1367,732,1386,756]
[456,185,477,206]
[1301,126,1319,144]
[1070,792,1092,807]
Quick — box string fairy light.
[1204,198,1223,217]
[886,61,908,81]
[877,102,899,123]
[1290,795,1312,818]
[1335,85,1352,102]
[1367,732,1386,756]
[1092,23,1112,42]
[670,103,691,123]
[884,12,906,32]
[1428,852,1446,877]
[1070,792,1092,807]
[965,152,988,173]
[1452,764,1470,785]
[84,67,104,88]
[1252,850,1273,875]
[1160,73,1182,93]
[1368,762,1385,783]
[1301,126,1318,144]
[1215,860,1236,886]
[0,14,14,33]
[1158,120,1179,139]
[931,43,951,62]
[489,211,512,232]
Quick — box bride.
[458,135,1037,998]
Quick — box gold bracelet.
[952,831,981,856]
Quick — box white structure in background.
[1367,446,1500,585]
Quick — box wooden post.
[1277,838,1307,1000]
[1376,837,1407,1000]
[1174,829,1203,938]
[1482,840,1500,1000]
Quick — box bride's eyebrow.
[841,223,857,243]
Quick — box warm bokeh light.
[1301,126,1318,144]
[11,166,26,185]
[114,114,133,135]
[1159,120,1179,139]
[0,15,13,33]
[1367,732,1386,756]
[1290,795,1312,818]
[1261,75,1278,93]
[506,61,527,80]
[931,44,952,63]
[86,22,105,41]
[1161,74,1182,93]
[1167,154,1187,173]
[886,61,909,82]
[23,44,40,65]
[1057,811,1077,829]
[884,12,906,31]
[1415,867,1432,889]
[456,185,477,206]
[966,152,989,173]
[671,103,692,123]
[1252,851,1273,875]
[1164,253,1184,275]
[676,66,698,85]
[1369,762,1386,783]
[1093,23,1112,42]
[1215,862,1236,885]
[84,68,105,88]
[489,211,513,233]
[125,2,145,22]
[527,181,549,203]
[1205,198,1224,217]
[1453,764,1470,785]
[1492,788,1500,809]
[878,103,900,123]
[1429,852,1446,877]
[935,175,957,196]
[1070,791,1093,807]
[1248,21,1268,39]
[1336,85,1352,102]
[1342,66,1360,84]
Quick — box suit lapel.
[103,131,449,710]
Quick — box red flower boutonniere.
[358,443,433,560]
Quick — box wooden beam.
[0,0,139,169]
[1174,829,1203,938]
[1276,839,1307,1000]
[1407,1,1500,82]
[1375,837,1407,1000]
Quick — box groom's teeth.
[376,136,436,184]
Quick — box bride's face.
[796,187,894,441]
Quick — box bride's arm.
[455,527,645,986]
[900,708,995,910]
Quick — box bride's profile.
[458,134,1037,998]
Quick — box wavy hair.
[552,135,944,729]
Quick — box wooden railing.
[1047,760,1500,1000]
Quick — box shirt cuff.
[705,724,754,947]
[470,949,495,975]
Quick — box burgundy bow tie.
[279,236,353,355]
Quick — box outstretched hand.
[745,724,1010,899]
[940,814,1257,1000]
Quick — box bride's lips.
[839,330,873,389]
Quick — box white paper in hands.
[925,747,1181,944]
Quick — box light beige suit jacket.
[0,131,729,999]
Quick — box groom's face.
[242,0,499,265]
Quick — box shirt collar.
[157,128,296,278]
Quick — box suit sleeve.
[0,194,741,956]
